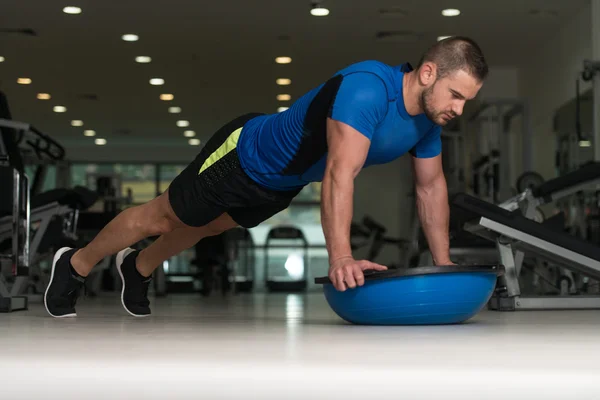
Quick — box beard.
[421,83,438,122]
[420,83,447,125]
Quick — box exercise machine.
[467,99,533,203]
[350,216,410,268]
[453,192,600,311]
[0,116,97,312]
[226,227,255,293]
[264,226,308,292]
[441,130,466,194]
[500,162,600,295]
[471,150,500,203]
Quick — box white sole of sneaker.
[44,247,77,318]
[116,248,150,318]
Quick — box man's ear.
[418,62,438,85]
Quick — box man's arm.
[412,154,452,265]
[322,118,387,291]
[321,118,369,264]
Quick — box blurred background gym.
[1,1,600,398]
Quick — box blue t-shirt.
[237,60,441,191]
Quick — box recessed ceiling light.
[17,78,32,85]
[441,8,460,17]
[150,78,164,85]
[122,34,139,42]
[0,57,5,63]
[188,138,201,146]
[275,57,292,64]
[277,94,291,101]
[311,5,330,16]
[71,120,84,127]
[37,93,51,100]
[437,36,452,41]
[53,106,67,113]
[276,78,292,85]
[277,107,289,112]
[168,107,182,114]
[579,140,592,147]
[63,6,82,14]
[95,138,107,146]
[160,94,174,101]
[84,130,96,137]
[183,130,196,137]
[135,56,152,63]
[176,120,190,127]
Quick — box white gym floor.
[1,292,600,400]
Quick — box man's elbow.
[415,173,447,194]
[325,159,361,181]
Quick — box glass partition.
[159,164,187,194]
[71,163,156,204]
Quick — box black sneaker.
[44,247,86,318]
[116,248,152,317]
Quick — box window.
[159,164,187,194]
[71,163,156,204]
[24,165,57,193]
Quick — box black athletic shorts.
[168,113,302,228]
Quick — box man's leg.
[71,189,184,277]
[115,213,238,317]
[44,189,186,318]
[135,213,237,277]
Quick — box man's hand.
[329,257,387,291]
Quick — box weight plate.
[516,171,545,193]
[534,207,546,223]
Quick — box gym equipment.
[0,117,98,312]
[471,150,500,202]
[314,264,504,325]
[264,226,308,292]
[350,216,408,268]
[226,227,255,293]
[579,59,600,161]
[453,192,600,311]
[501,162,600,293]
[441,131,466,194]
[468,99,533,202]
[85,173,133,214]
[503,162,600,215]
[193,233,228,296]
[430,162,600,280]
[515,171,545,193]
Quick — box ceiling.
[0,0,590,153]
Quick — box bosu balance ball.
[315,264,504,325]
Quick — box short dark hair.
[417,36,488,82]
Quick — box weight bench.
[499,162,600,294]
[435,162,600,283]
[453,193,600,311]
[501,161,600,217]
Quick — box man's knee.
[148,216,179,236]
[204,213,238,236]
[132,193,184,236]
